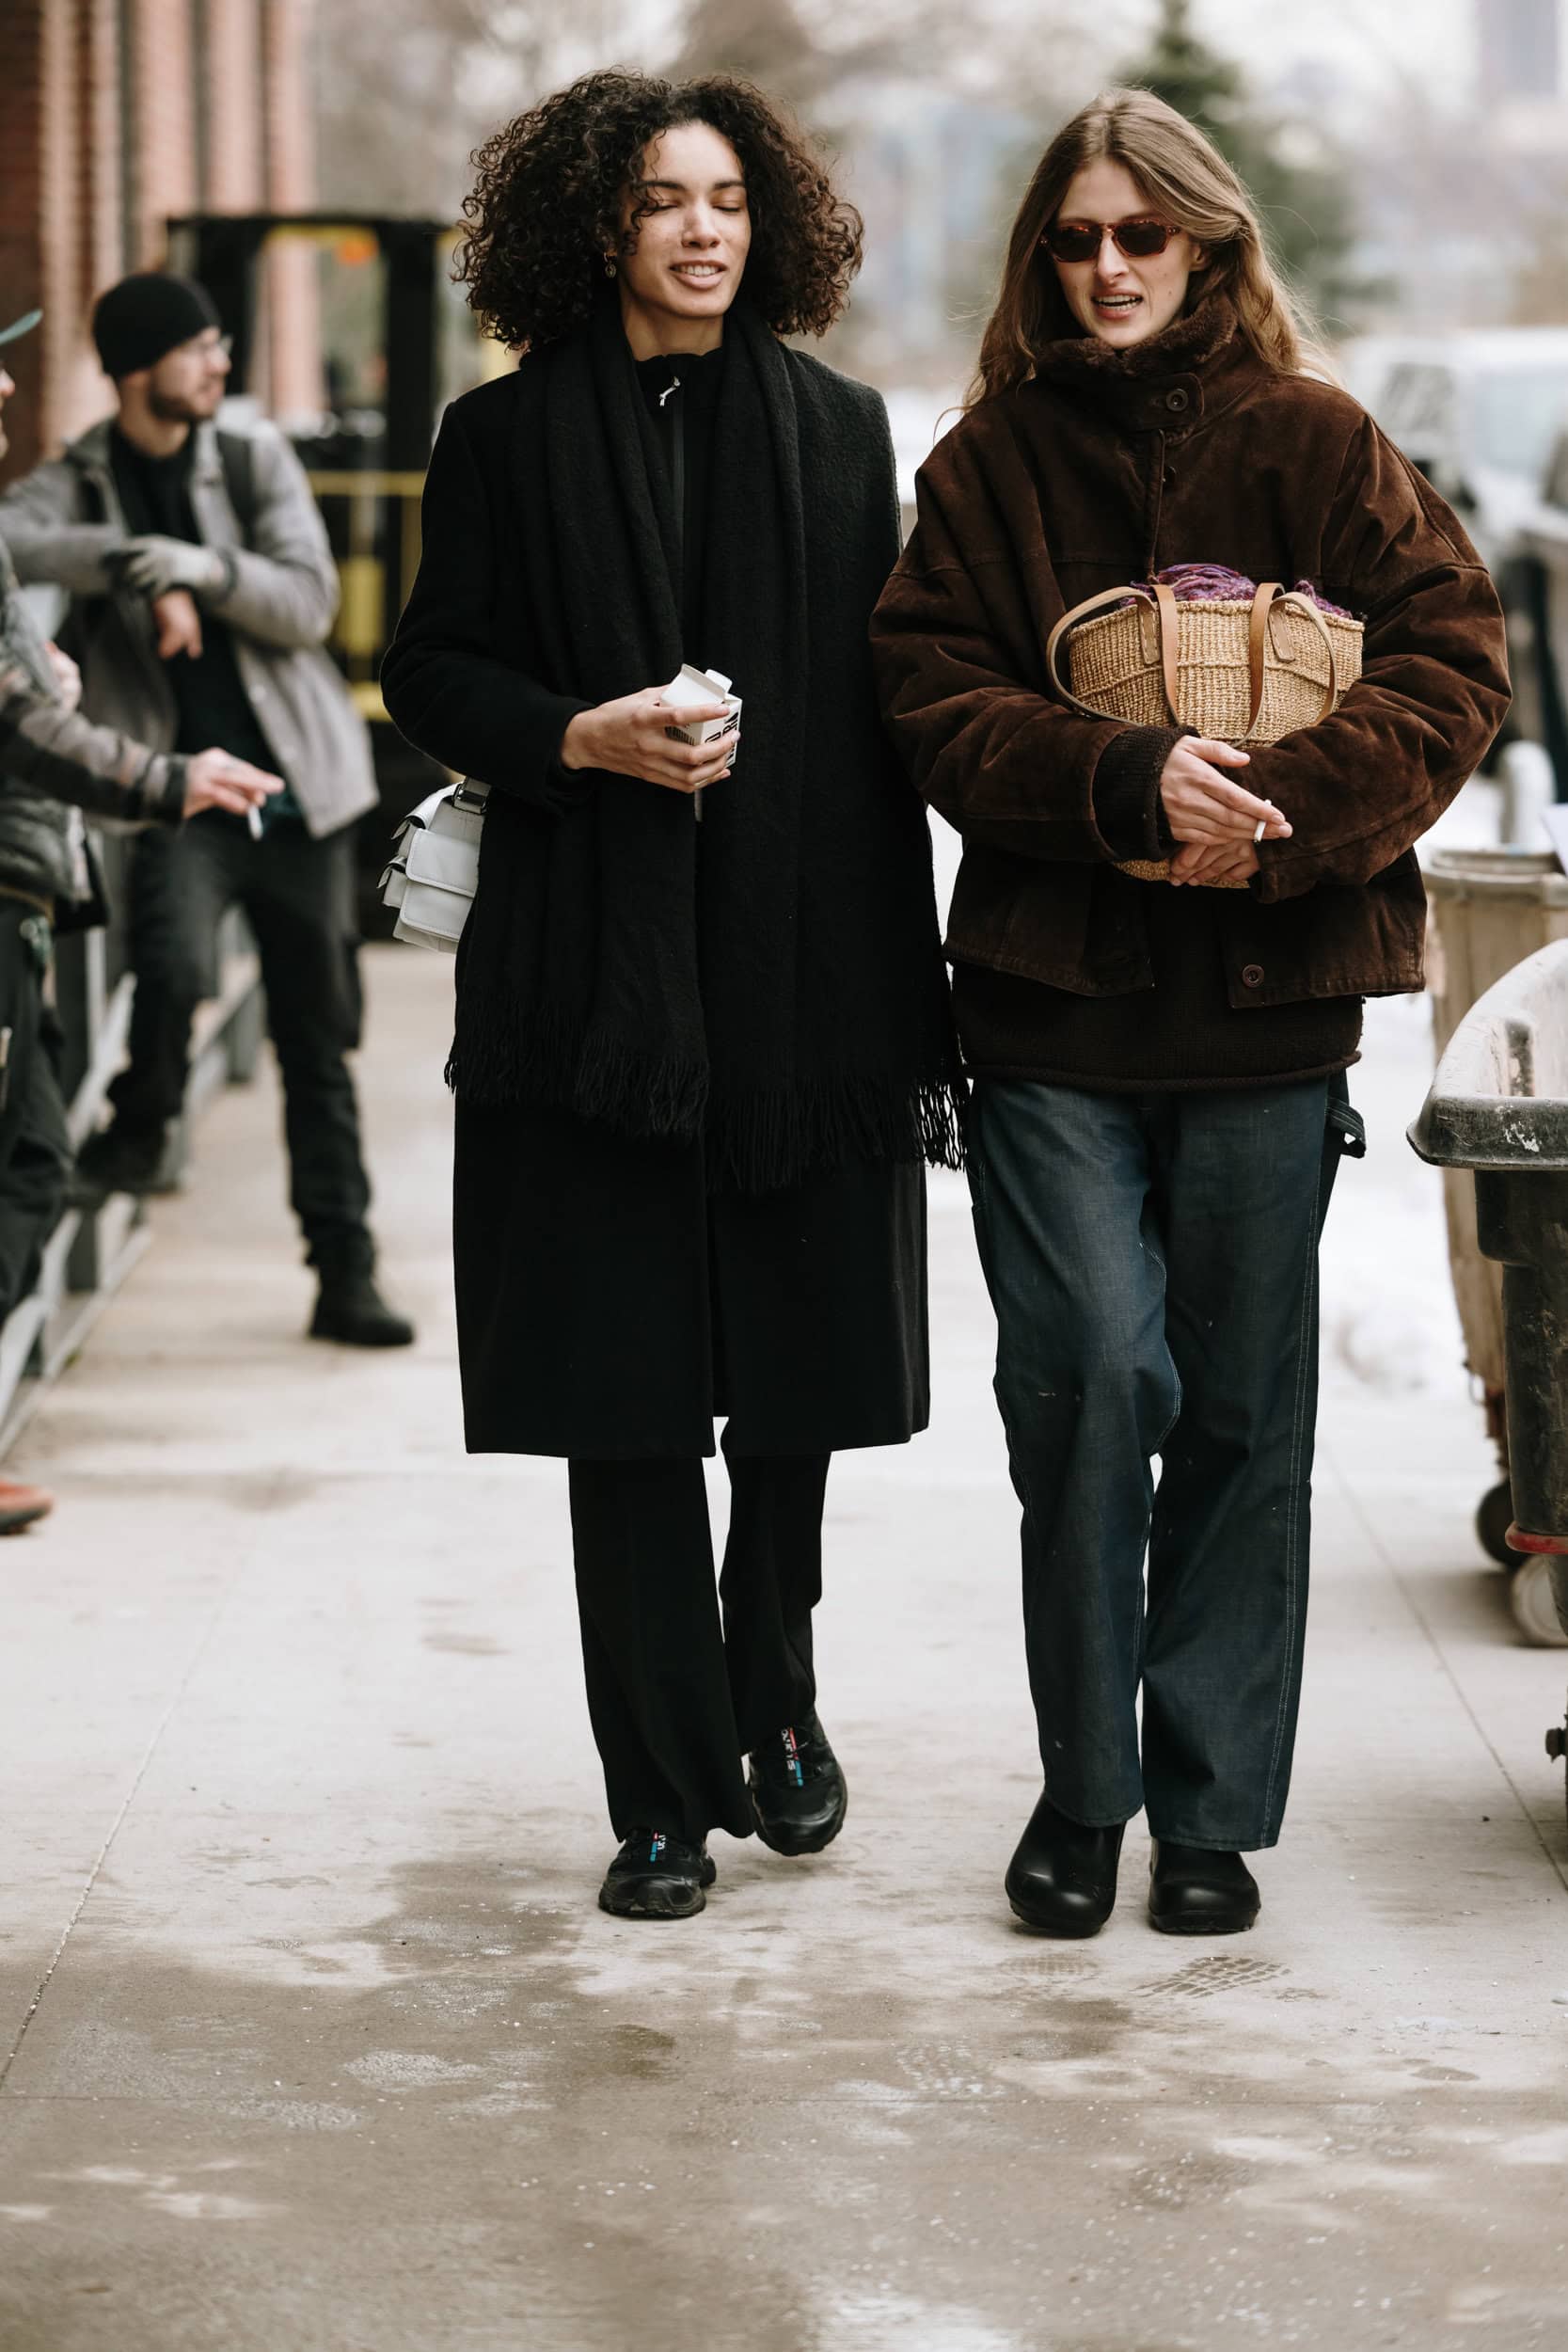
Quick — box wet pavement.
[0,947,1565,2351]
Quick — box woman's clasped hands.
[561,689,738,794]
[1157,736,1290,886]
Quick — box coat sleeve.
[0,457,124,595]
[0,655,185,825]
[869,423,1180,866]
[379,402,589,812]
[1245,417,1510,901]
[204,425,339,651]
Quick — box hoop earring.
[604,255,618,278]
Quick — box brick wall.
[0,0,320,485]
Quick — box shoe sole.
[0,1502,50,1535]
[308,1324,416,1348]
[1148,1907,1259,1936]
[1006,1893,1112,1938]
[597,1881,707,1920]
[749,1780,847,1857]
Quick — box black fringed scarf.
[448,296,964,1193]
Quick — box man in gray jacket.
[0,303,279,1529]
[0,273,412,1348]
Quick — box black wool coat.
[383,334,944,1460]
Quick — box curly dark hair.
[454,70,863,350]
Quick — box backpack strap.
[214,429,259,542]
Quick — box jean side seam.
[1258,1158,1323,1841]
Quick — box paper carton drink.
[662,663,741,750]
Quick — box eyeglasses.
[1041,217,1180,264]
[173,331,233,361]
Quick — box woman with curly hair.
[381,72,961,1921]
[873,89,1508,1939]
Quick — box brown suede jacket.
[870,296,1511,1011]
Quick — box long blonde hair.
[967,87,1324,408]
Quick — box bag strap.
[1246,582,1338,732]
[215,430,258,536]
[1044,587,1160,722]
[1150,580,1181,721]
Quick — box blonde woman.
[872,90,1508,1937]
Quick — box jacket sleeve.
[203,425,339,651]
[379,402,589,812]
[0,457,125,595]
[869,426,1181,865]
[1245,417,1511,902]
[0,657,185,825]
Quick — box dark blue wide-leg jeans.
[968,1076,1336,1851]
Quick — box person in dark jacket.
[871,90,1510,1940]
[381,71,961,1920]
[0,273,412,1350]
[0,306,279,1530]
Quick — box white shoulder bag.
[379,781,487,952]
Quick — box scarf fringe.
[448,991,966,1189]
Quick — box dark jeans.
[109,815,372,1273]
[567,1424,831,1844]
[0,904,71,1323]
[968,1074,1343,1851]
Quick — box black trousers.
[109,815,372,1272]
[0,904,71,1325]
[567,1423,831,1844]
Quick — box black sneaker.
[598,1830,717,1919]
[309,1271,415,1348]
[747,1711,847,1856]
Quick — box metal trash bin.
[1425,847,1568,1584]
[1411,938,1568,1795]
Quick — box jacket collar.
[1029,294,1264,435]
[66,414,222,483]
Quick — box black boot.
[1006,1791,1125,1938]
[1148,1842,1260,1935]
[598,1830,717,1920]
[747,1712,847,1856]
[309,1268,415,1348]
[71,1120,172,1202]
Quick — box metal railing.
[0,827,263,1453]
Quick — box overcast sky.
[1193,0,1474,107]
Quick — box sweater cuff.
[1092,725,1186,863]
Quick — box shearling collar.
[1029,294,1261,435]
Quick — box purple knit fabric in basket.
[1117,564,1353,618]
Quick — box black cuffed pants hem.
[567,1425,830,1846]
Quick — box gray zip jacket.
[0,416,377,840]
[0,533,184,914]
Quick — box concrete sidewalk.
[0,946,1565,2352]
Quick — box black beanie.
[91,273,221,379]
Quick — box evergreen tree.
[1120,0,1363,327]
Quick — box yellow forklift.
[164,213,506,923]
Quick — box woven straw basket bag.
[1045,579,1364,886]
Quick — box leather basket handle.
[1047,582,1190,727]
[1247,582,1339,733]
[1045,587,1166,723]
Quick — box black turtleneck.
[635,344,724,648]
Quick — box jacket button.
[1242,962,1265,988]
[1165,388,1189,413]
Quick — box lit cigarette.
[1253,802,1276,845]
[247,804,262,841]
